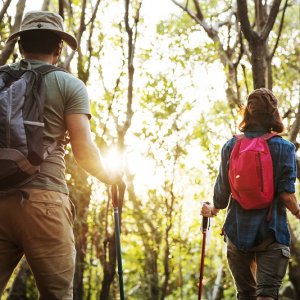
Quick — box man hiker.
[201,88,300,300]
[0,11,121,299]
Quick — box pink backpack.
[228,133,277,210]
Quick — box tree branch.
[171,0,218,40]
[0,0,12,23]
[192,0,204,20]
[269,0,288,59]
[260,0,281,41]
[288,98,300,151]
[64,0,87,71]
[171,0,201,25]
[59,0,64,18]
[237,0,258,42]
[42,0,51,10]
[121,0,142,133]
[0,0,26,65]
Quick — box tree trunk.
[265,54,273,90]
[73,233,87,300]
[212,266,225,300]
[126,182,160,300]
[172,0,242,108]
[237,0,281,89]
[0,0,13,23]
[250,39,267,89]
[65,153,92,300]
[99,0,141,298]
[0,0,26,65]
[99,233,116,300]
[160,225,171,300]
[73,191,91,300]
[41,0,51,10]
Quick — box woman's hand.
[201,202,220,218]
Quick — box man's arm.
[65,113,120,185]
[280,192,300,219]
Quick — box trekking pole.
[198,216,210,300]
[111,184,125,300]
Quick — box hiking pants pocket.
[20,188,76,299]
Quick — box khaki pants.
[0,189,76,300]
[226,236,290,300]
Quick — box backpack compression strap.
[0,149,39,175]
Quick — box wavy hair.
[239,88,284,133]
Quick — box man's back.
[9,59,90,193]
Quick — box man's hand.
[201,202,220,218]
[103,170,123,185]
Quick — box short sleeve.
[58,72,91,119]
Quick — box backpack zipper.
[258,152,263,192]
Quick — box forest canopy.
[0,0,300,299]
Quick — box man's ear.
[52,41,63,65]
[18,40,24,55]
[54,41,63,57]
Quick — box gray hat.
[7,11,77,50]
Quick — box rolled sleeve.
[277,143,296,194]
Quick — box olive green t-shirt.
[11,59,91,194]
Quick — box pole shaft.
[198,231,207,300]
[112,185,125,300]
[198,216,209,300]
[114,208,125,300]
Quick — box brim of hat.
[7,29,77,51]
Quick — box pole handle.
[201,216,209,233]
[111,184,118,208]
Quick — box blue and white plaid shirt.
[213,129,296,250]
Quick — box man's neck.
[23,53,55,65]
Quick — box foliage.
[1,0,300,299]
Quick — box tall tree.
[99,0,142,298]
[171,0,243,110]
[237,0,284,89]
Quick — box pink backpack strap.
[234,134,244,141]
[261,133,279,140]
[234,133,279,141]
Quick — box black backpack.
[0,63,64,189]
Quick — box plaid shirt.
[213,129,296,250]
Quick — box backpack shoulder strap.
[0,65,25,78]
[261,133,281,141]
[35,64,67,75]
[0,65,10,71]
[234,134,244,141]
